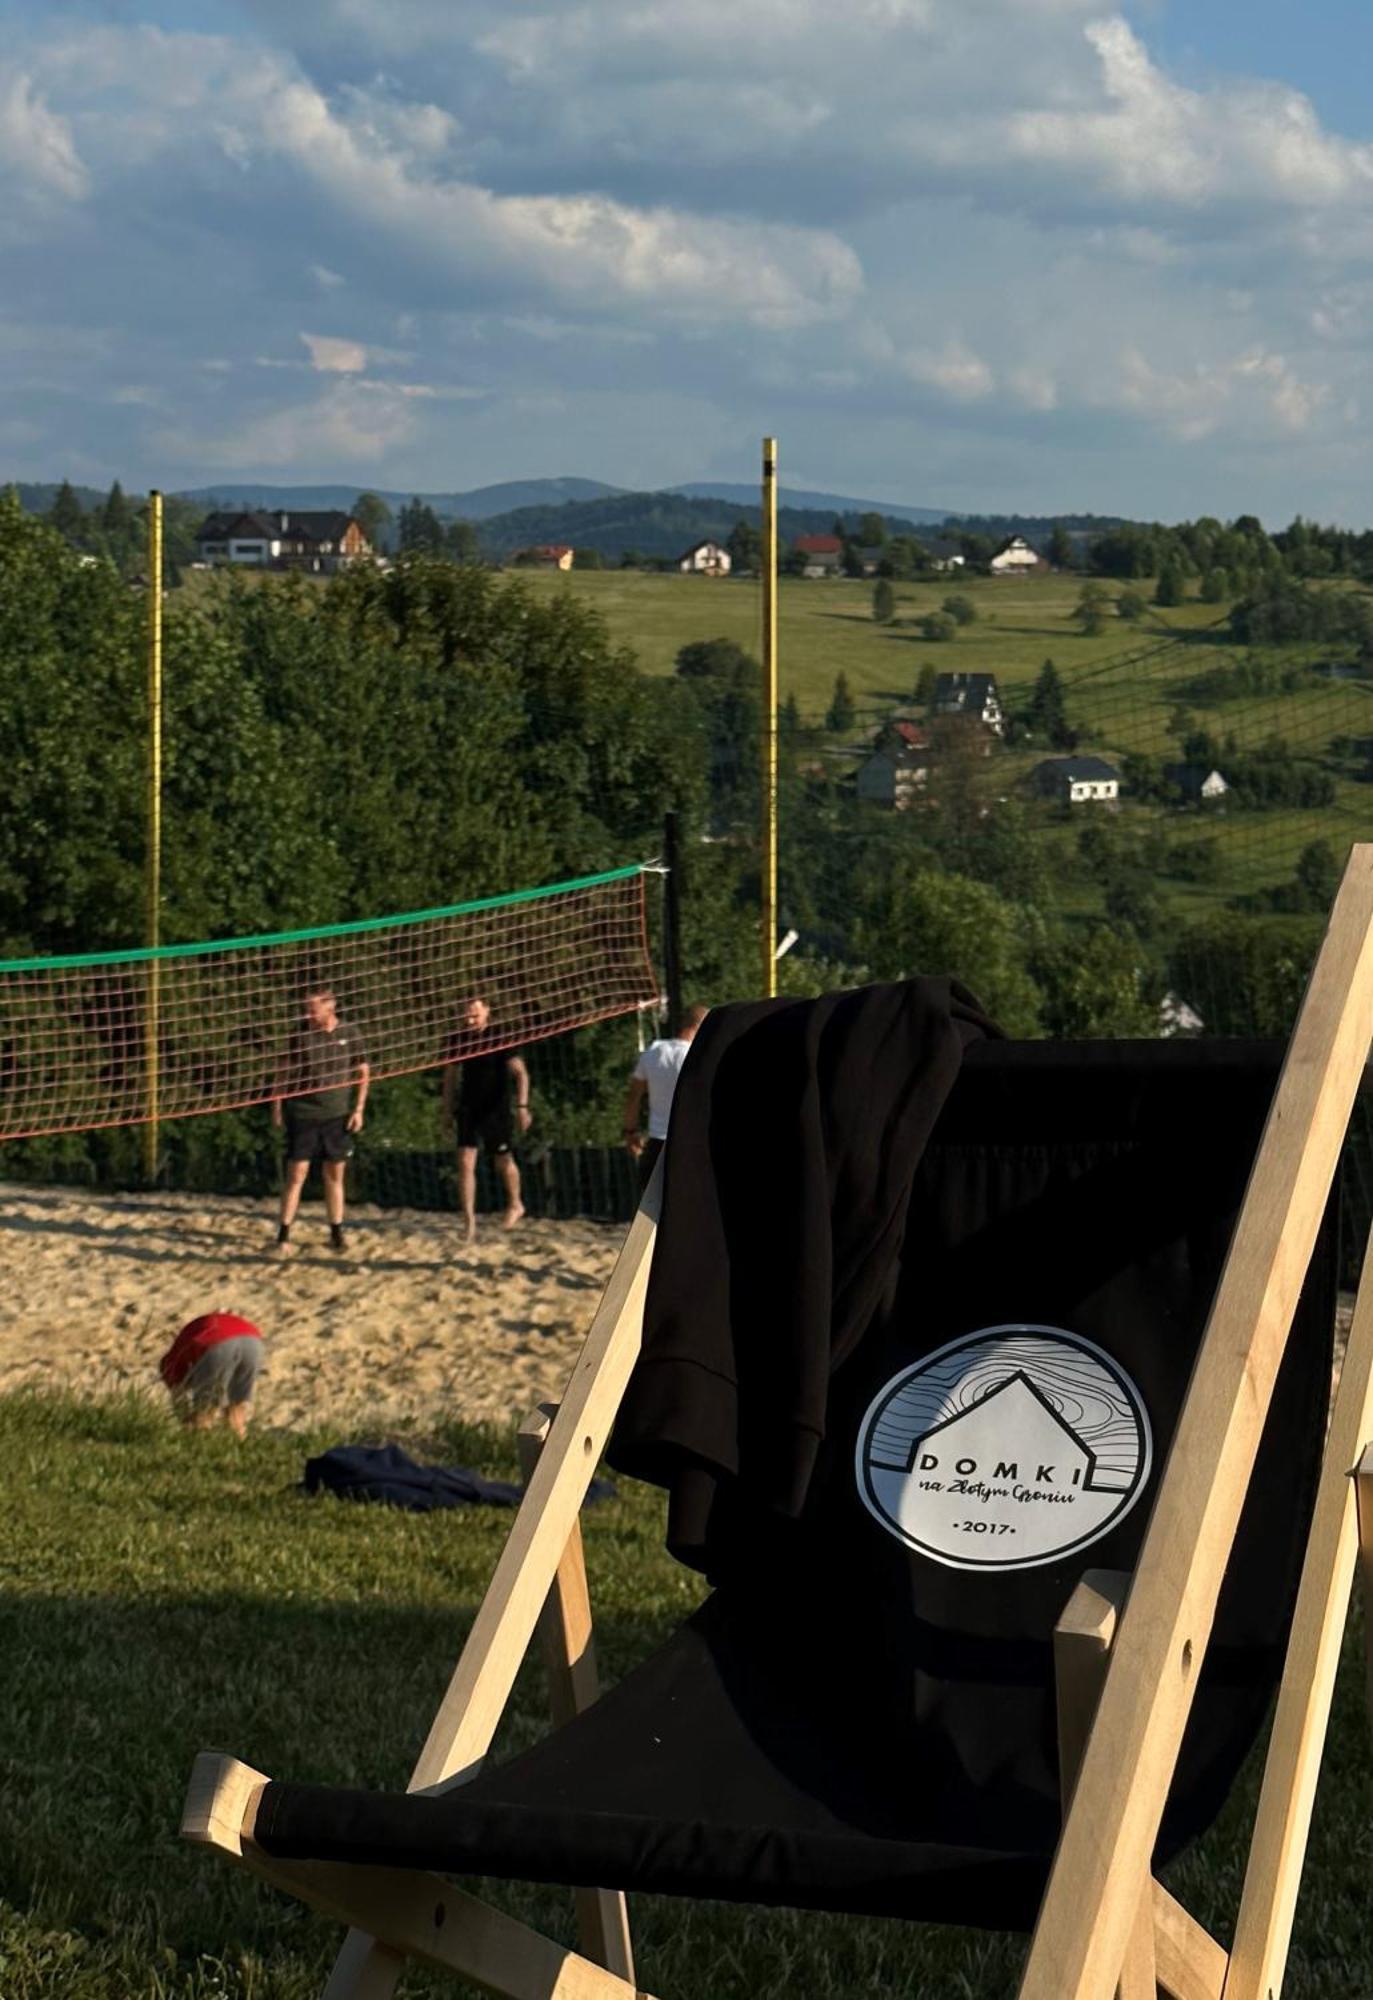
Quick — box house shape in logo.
[856,1325,1152,1570]
[897,1371,1131,1496]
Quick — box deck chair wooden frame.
[184,845,1373,2000]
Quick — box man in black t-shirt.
[271,988,370,1255]
[440,996,530,1241]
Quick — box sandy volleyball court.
[0,1183,622,1433]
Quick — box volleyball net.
[0,864,658,1142]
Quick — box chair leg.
[519,1405,635,1986]
[1056,1571,1158,2000]
[1354,1443,1373,1732]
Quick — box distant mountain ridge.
[670,480,949,524]
[170,475,949,525]
[171,477,622,520]
[7,475,1136,562]
[473,490,937,560]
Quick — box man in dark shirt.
[272,987,370,1255]
[440,996,530,1241]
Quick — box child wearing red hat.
[159,1311,262,1438]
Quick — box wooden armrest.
[181,1751,269,1859]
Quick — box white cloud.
[1009,17,1373,212]
[1118,345,1331,441]
[901,339,995,401]
[0,67,88,199]
[310,262,345,289]
[301,331,369,373]
[156,379,426,471]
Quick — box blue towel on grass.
[303,1443,614,1511]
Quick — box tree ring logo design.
[855,1326,1152,1571]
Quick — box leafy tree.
[880,536,930,581]
[1031,924,1157,1038]
[726,519,761,573]
[826,671,856,732]
[572,546,603,570]
[1116,588,1146,622]
[352,492,392,553]
[918,612,957,642]
[1294,839,1340,911]
[856,512,888,548]
[853,865,1042,1033]
[1104,871,1164,939]
[1074,582,1110,636]
[1199,566,1231,603]
[445,518,481,562]
[872,579,895,624]
[942,594,976,626]
[1047,524,1073,570]
[1155,560,1186,607]
[1169,915,1322,1036]
[676,637,756,682]
[914,662,937,704]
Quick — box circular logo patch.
[855,1325,1152,1571]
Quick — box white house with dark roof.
[856,727,930,809]
[1165,763,1229,803]
[1032,755,1121,804]
[677,540,732,576]
[196,509,370,573]
[989,535,1048,575]
[931,672,1004,736]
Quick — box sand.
[0,1183,621,1434]
[0,1180,1353,1437]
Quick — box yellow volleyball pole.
[143,490,163,1182]
[760,436,778,998]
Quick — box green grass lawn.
[3,1392,1371,1997]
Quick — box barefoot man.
[441,996,530,1240]
[272,987,369,1255]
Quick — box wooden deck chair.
[183,846,1373,2000]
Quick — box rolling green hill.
[514,565,1373,922]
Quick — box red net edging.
[0,865,658,1140]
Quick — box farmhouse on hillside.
[856,734,929,809]
[793,534,844,577]
[1165,763,1230,803]
[1032,755,1122,804]
[931,671,1005,735]
[989,535,1048,576]
[513,544,575,570]
[196,510,371,574]
[677,540,732,576]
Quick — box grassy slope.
[2,1393,1370,1998]
[519,569,1373,908]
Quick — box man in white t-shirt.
[623,1004,708,1192]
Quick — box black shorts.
[284,1113,353,1164]
[457,1108,513,1156]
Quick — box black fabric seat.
[254,1042,1338,1932]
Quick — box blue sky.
[4,1,1372,522]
